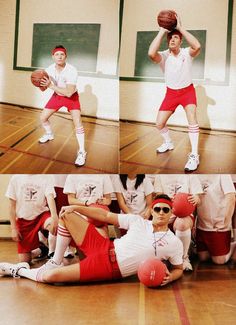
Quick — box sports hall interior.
[0,0,236,325]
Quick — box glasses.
[153,206,170,214]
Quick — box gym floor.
[0,240,235,325]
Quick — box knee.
[174,218,191,232]
[42,269,59,283]
[212,256,227,265]
[156,122,165,130]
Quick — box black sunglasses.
[153,206,171,214]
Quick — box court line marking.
[0,145,115,173]
[138,284,145,325]
[172,282,191,325]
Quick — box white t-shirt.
[52,175,67,188]
[113,175,153,216]
[114,214,183,277]
[154,175,203,198]
[5,175,56,220]
[45,63,78,95]
[196,175,235,231]
[159,47,193,89]
[64,175,114,204]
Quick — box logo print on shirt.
[24,187,38,201]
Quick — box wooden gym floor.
[120,121,236,174]
[0,240,235,325]
[0,104,119,174]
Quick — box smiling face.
[52,51,67,66]
[151,203,172,228]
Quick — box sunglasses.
[153,206,171,214]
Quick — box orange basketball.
[172,193,196,218]
[157,10,177,31]
[30,69,49,91]
[138,258,166,287]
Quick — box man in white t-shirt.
[148,14,201,171]
[5,175,58,263]
[154,175,203,271]
[196,175,236,265]
[39,45,86,167]
[0,195,183,286]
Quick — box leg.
[174,216,194,271]
[39,108,56,143]
[156,110,174,153]
[70,110,87,166]
[42,263,81,283]
[184,104,200,171]
[18,252,31,263]
[198,251,210,262]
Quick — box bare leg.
[156,110,174,152]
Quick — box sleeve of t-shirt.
[66,65,78,85]
[5,176,16,200]
[44,175,56,198]
[159,50,169,71]
[118,213,141,229]
[183,47,193,60]
[189,175,204,195]
[63,175,75,194]
[168,237,183,265]
[221,175,236,194]
[113,175,123,193]
[103,175,114,195]
[143,177,154,196]
[154,175,163,193]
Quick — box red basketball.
[172,193,195,218]
[138,258,166,287]
[87,203,110,227]
[30,69,49,91]
[157,10,177,31]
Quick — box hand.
[160,268,172,286]
[40,76,52,88]
[97,197,109,205]
[59,205,76,218]
[159,26,169,34]
[47,217,58,235]
[11,228,22,242]
[175,13,182,31]
[188,194,200,206]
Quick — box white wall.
[0,0,119,121]
[120,0,236,131]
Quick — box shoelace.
[11,267,20,278]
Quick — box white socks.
[159,127,172,143]
[175,229,192,258]
[76,126,85,152]
[188,124,199,155]
[42,121,53,135]
[52,225,72,265]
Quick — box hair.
[53,45,66,50]
[119,174,145,190]
[167,29,183,43]
[153,193,172,203]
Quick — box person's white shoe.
[183,257,193,271]
[184,153,199,172]
[38,133,54,144]
[75,151,87,167]
[156,141,174,153]
[0,262,30,278]
[41,259,63,271]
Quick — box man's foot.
[184,153,199,172]
[64,247,75,259]
[75,151,87,167]
[38,133,54,144]
[40,259,63,271]
[156,141,174,153]
[0,262,30,278]
[183,256,193,271]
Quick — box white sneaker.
[64,247,75,259]
[75,151,87,167]
[41,259,63,271]
[0,262,30,278]
[183,257,193,271]
[184,153,199,172]
[156,141,174,153]
[38,133,54,144]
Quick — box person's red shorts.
[16,211,51,253]
[54,187,68,214]
[45,91,81,111]
[196,229,231,256]
[159,84,197,111]
[78,224,122,282]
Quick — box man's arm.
[40,77,76,97]
[116,192,131,214]
[8,199,21,241]
[60,205,119,226]
[161,264,183,286]
[176,15,201,57]
[46,193,58,234]
[148,27,167,63]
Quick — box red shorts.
[78,224,122,282]
[196,229,231,256]
[45,92,81,111]
[159,84,197,111]
[16,211,51,253]
[54,187,68,214]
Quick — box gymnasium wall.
[120,0,236,131]
[0,0,119,121]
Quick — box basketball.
[87,203,110,227]
[138,258,166,287]
[30,69,49,91]
[157,10,177,31]
[172,193,196,218]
